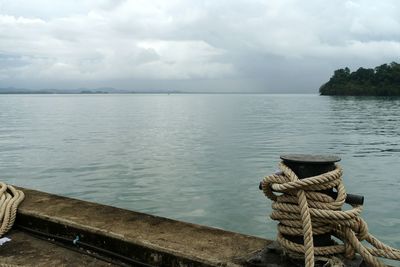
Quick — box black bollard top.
[280,154,341,164]
[277,154,364,205]
[279,154,340,179]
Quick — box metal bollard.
[250,154,365,267]
[279,154,363,204]
[279,154,341,247]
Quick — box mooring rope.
[261,162,400,267]
[0,183,24,237]
[0,183,25,267]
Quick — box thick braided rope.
[0,183,25,267]
[261,162,400,267]
[0,183,25,237]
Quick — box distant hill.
[319,62,400,96]
[0,87,182,94]
[0,87,119,94]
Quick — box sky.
[0,0,399,93]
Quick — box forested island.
[319,62,400,96]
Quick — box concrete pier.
[3,188,270,266]
[2,230,117,266]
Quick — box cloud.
[0,0,399,92]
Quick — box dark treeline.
[319,62,400,96]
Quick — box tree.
[319,62,400,96]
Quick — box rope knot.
[262,162,400,267]
[351,217,369,241]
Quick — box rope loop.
[261,162,400,267]
[0,183,25,237]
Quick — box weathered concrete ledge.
[1,230,117,266]
[14,188,270,266]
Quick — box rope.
[0,183,25,237]
[0,183,25,267]
[261,162,400,267]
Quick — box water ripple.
[0,94,399,247]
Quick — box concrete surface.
[11,188,270,266]
[1,230,118,266]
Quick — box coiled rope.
[0,183,25,267]
[261,162,400,267]
[0,183,25,238]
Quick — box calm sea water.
[0,94,399,248]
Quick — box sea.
[0,94,399,249]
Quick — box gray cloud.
[0,0,399,92]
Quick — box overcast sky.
[0,0,399,93]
